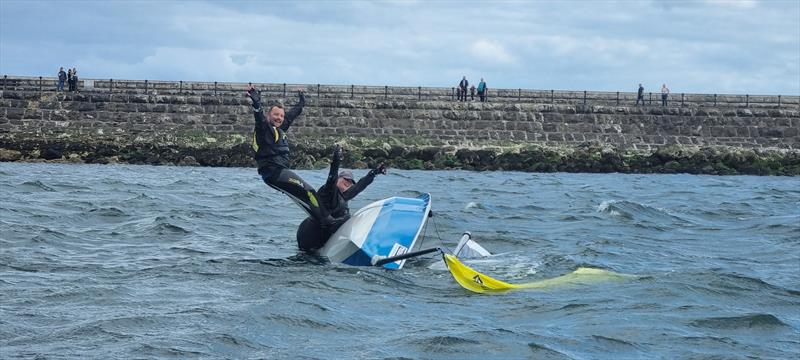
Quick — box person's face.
[336,177,354,192]
[267,106,285,127]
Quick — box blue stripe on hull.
[342,194,430,269]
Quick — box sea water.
[1,163,798,359]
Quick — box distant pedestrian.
[469,85,476,101]
[635,83,644,106]
[57,67,66,92]
[458,76,468,102]
[661,84,669,106]
[71,68,79,93]
[67,69,74,91]
[477,78,487,102]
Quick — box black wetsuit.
[296,151,378,251]
[251,93,333,224]
[318,152,377,219]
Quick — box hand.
[370,163,387,176]
[333,145,342,160]
[246,85,262,111]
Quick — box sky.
[1,0,798,95]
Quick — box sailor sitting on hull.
[297,146,387,251]
[246,85,346,229]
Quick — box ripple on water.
[690,314,791,330]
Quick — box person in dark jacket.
[318,146,386,219]
[458,76,469,102]
[246,85,343,228]
[636,83,644,106]
[57,67,66,92]
[71,68,78,92]
[67,69,74,91]
[296,146,386,250]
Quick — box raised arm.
[247,86,277,149]
[324,146,342,189]
[282,91,306,131]
[342,163,386,201]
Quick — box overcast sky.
[1,0,798,95]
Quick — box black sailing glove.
[369,163,387,176]
[246,86,263,112]
[332,145,342,161]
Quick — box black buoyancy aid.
[252,118,290,173]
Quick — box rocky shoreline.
[1,134,797,176]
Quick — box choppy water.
[1,163,798,359]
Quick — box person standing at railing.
[661,84,670,106]
[71,68,78,93]
[470,85,476,101]
[458,76,469,102]
[67,69,73,92]
[636,83,644,106]
[57,67,66,92]
[477,78,487,102]
[245,85,346,231]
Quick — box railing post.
[39,76,42,93]
[384,85,388,99]
[681,93,684,107]
[517,88,521,101]
[418,86,421,100]
[649,92,652,106]
[616,91,619,106]
[110,78,113,93]
[2,75,6,93]
[317,84,321,103]
[145,79,148,94]
[283,83,286,97]
[452,87,455,101]
[745,94,749,108]
[583,90,587,105]
[179,80,183,94]
[351,84,354,99]
[213,81,217,96]
[778,95,781,108]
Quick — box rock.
[0,148,22,161]
[42,147,62,160]
[178,156,200,166]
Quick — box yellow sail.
[442,253,630,294]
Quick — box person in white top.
[661,84,670,106]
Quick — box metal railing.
[2,75,797,109]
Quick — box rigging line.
[430,214,448,249]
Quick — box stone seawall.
[1,77,799,175]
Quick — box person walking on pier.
[636,83,644,106]
[245,85,345,230]
[57,67,66,92]
[661,84,670,106]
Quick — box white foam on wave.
[597,200,621,217]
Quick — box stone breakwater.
[0,78,798,175]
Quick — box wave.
[596,199,690,229]
[19,180,56,192]
[690,314,790,330]
[88,207,128,217]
